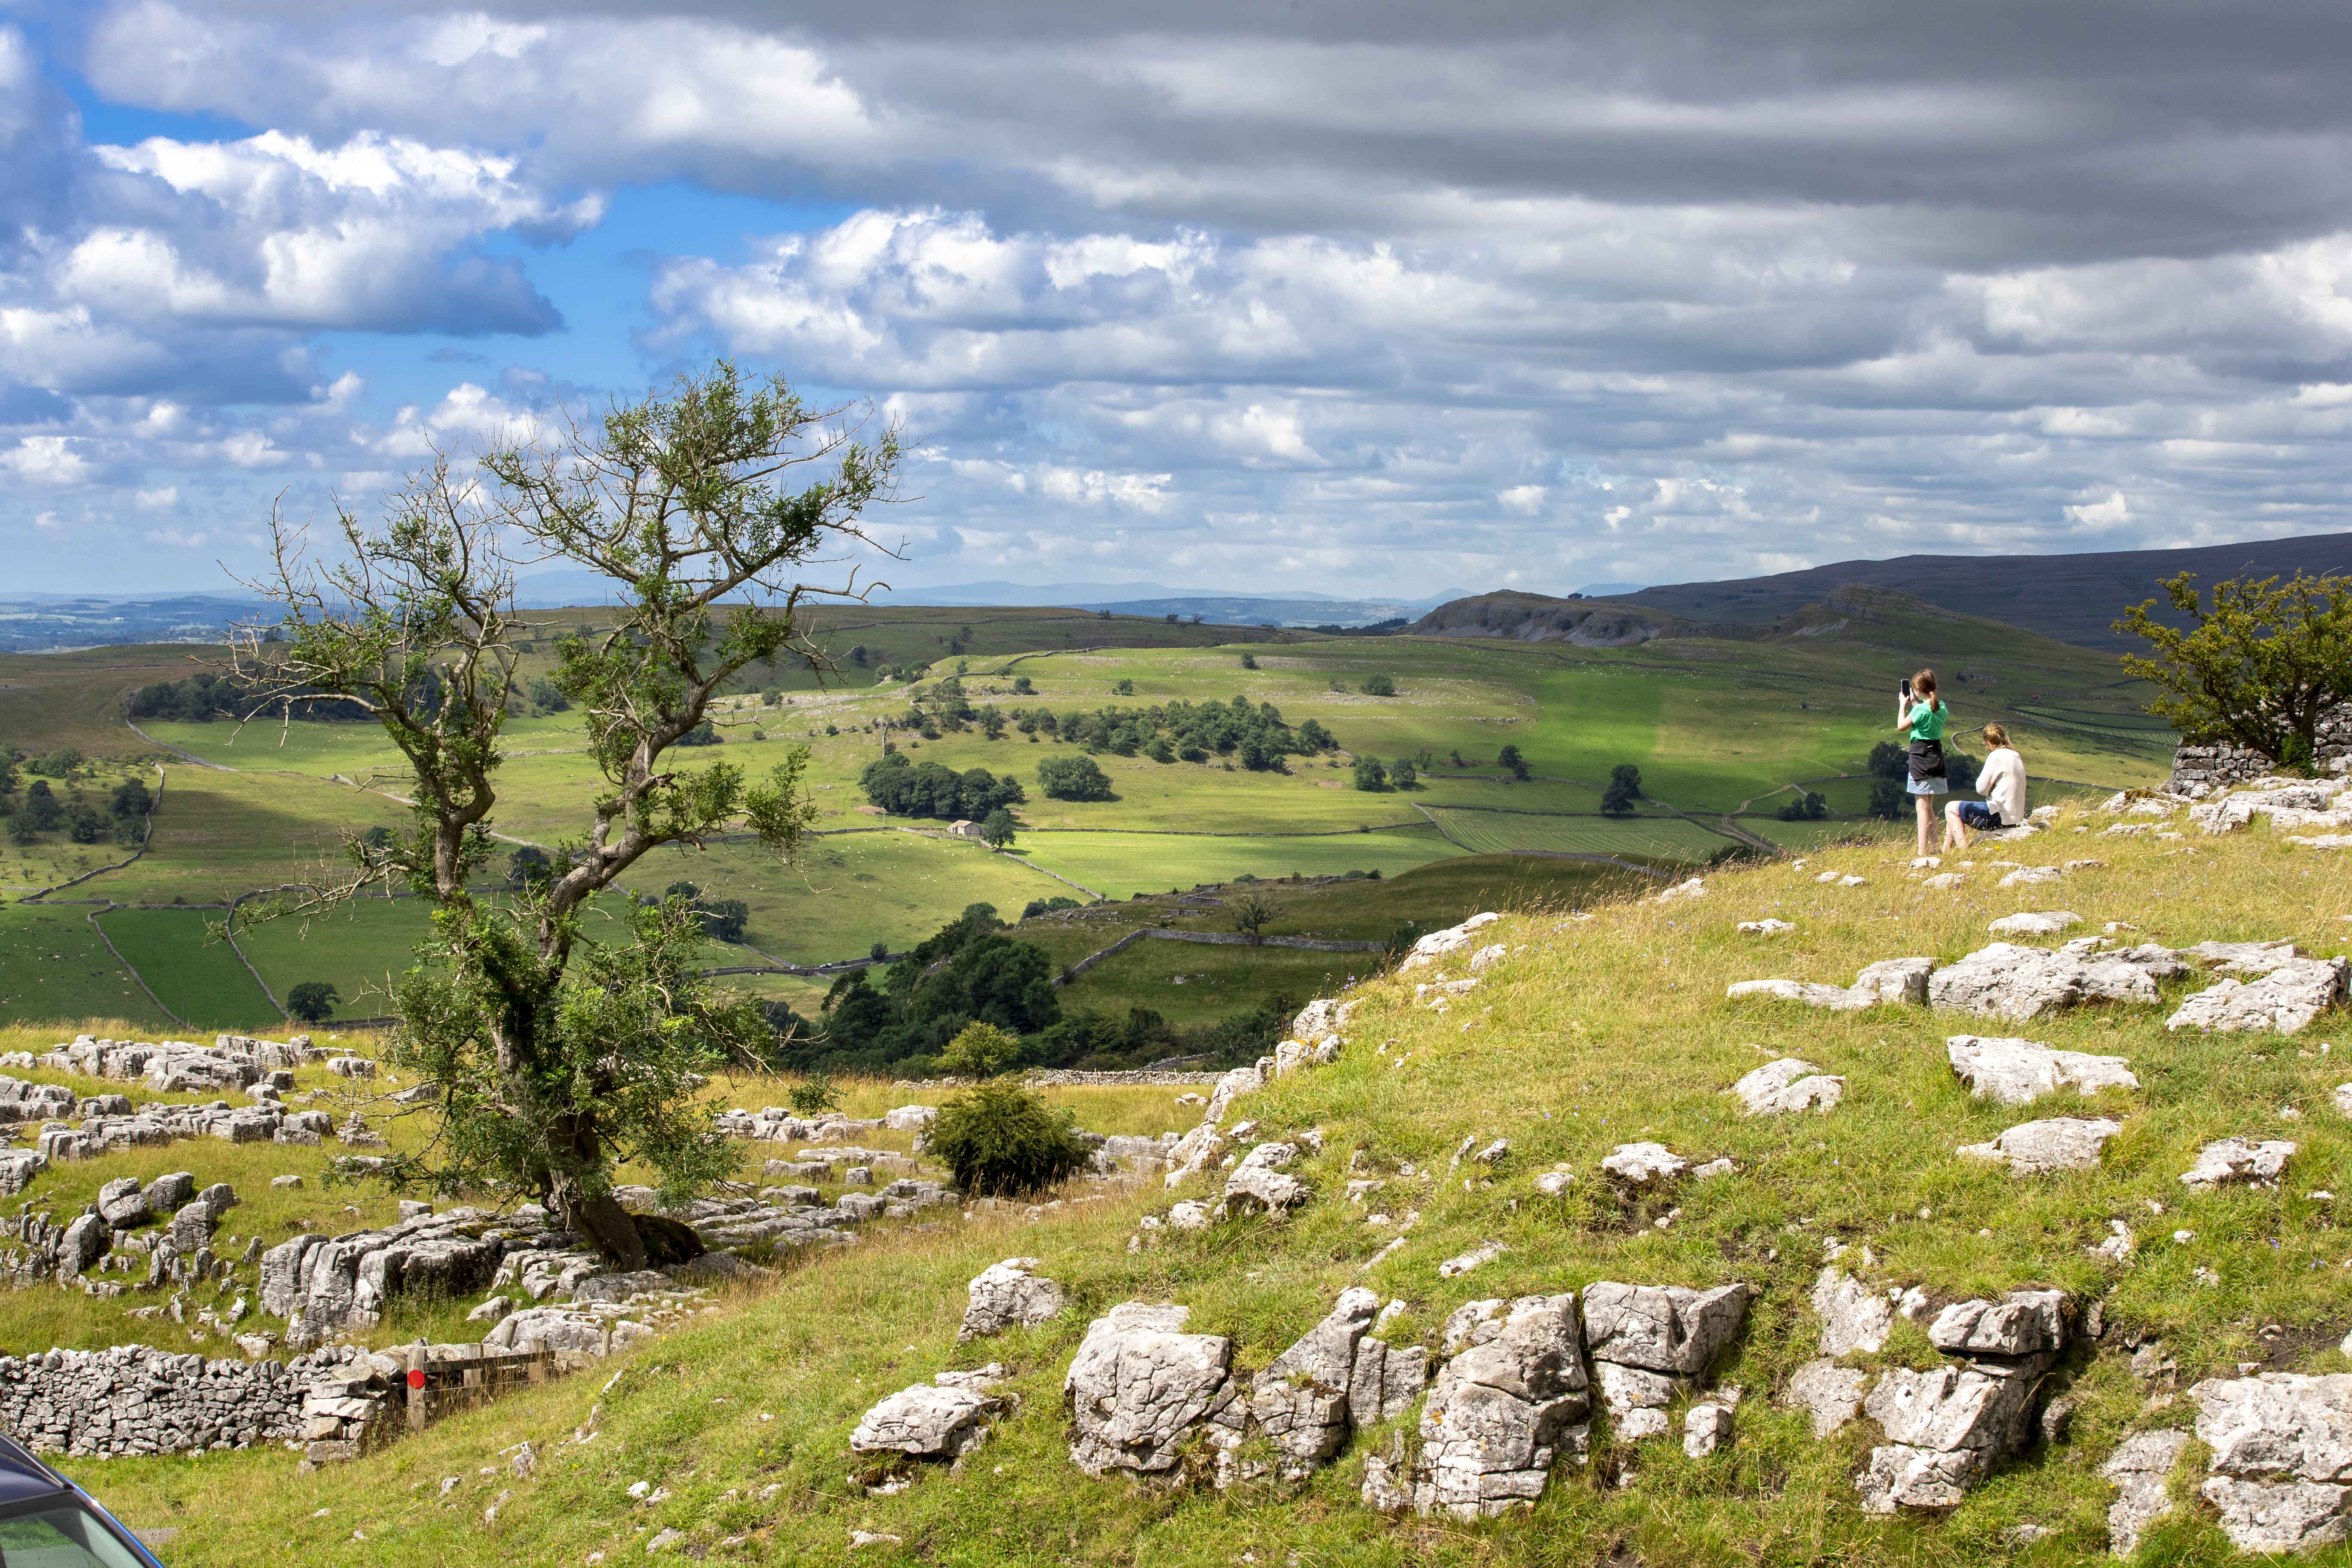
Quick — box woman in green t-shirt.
[1893,667,1949,858]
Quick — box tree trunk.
[552,1168,650,1271]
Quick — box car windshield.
[0,1503,151,1568]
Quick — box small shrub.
[925,1081,1092,1197]
[786,1072,842,1118]
[1361,674,1396,696]
[1240,652,1258,670]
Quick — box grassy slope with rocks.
[60,800,2352,1566]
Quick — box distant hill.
[1618,530,2352,650]
[1405,590,1709,646]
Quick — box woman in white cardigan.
[1945,723,2026,850]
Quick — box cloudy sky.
[9,0,2352,598]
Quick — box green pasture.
[1011,826,1463,900]
[660,831,1076,965]
[1056,937,1375,1028]
[93,908,281,1030]
[0,905,173,1029]
[230,895,427,1019]
[1418,805,1739,861]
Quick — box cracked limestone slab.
[1730,1059,1844,1116]
[2192,1372,2352,1552]
[1600,1143,1689,1186]
[1927,1291,2067,1358]
[1581,1281,1752,1378]
[2167,958,2347,1035]
[1784,1359,1870,1436]
[1810,1268,1893,1357]
[1957,1117,2122,1175]
[960,1258,1065,1341]
[2179,1137,2296,1189]
[1945,1035,2138,1106]
[1987,911,2080,936]
[2104,1429,2191,1556]
[1064,1303,1241,1475]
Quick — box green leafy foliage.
[2117,570,2352,769]
[1360,673,1395,696]
[1351,755,1387,791]
[938,1021,1022,1077]
[1038,756,1115,800]
[921,1081,1090,1197]
[784,1071,841,1118]
[859,753,1025,819]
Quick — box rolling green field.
[93,907,281,1029]
[0,584,2177,1031]
[0,905,174,1029]
[1011,826,1464,900]
[1057,939,1376,1027]
[1418,805,1742,860]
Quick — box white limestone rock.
[1929,943,2162,1023]
[1988,911,2080,936]
[851,1380,1003,1459]
[1600,1142,1689,1186]
[1730,1059,1844,1116]
[2103,1429,2191,1557]
[2179,1137,2296,1189]
[959,1258,1065,1341]
[1221,1142,1311,1219]
[2189,940,2305,975]
[1927,1291,2067,1358]
[1857,1358,2048,1513]
[1395,1294,1590,1518]
[1945,1035,2138,1106]
[1063,1303,1242,1475]
[1249,1288,1379,1479]
[1784,1359,1869,1437]
[2167,958,2348,1035]
[1683,1402,1733,1458]
[1581,1281,1752,1378]
[2191,1372,2352,1552]
[1736,919,1795,935]
[1395,913,1501,974]
[1957,1117,2122,1175]
[1810,1269,1892,1357]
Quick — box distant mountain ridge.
[1617,530,2352,650]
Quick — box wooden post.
[405,1340,428,1434]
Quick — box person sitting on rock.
[1895,668,1950,857]
[1945,722,2025,850]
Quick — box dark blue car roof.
[0,1434,70,1506]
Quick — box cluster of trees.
[779,901,1297,1076]
[1,755,152,849]
[859,753,1027,819]
[1777,790,1829,821]
[1864,741,1980,821]
[1351,755,1420,790]
[1037,756,1114,801]
[1600,763,1642,815]
[1002,695,1338,770]
[802,904,1062,1071]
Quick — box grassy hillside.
[53,793,2352,1566]
[1614,529,2352,652]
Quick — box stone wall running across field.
[0,1344,306,1457]
[2168,705,2352,795]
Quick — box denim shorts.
[1955,800,2000,829]
[1906,775,1948,795]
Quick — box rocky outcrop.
[959,1258,1064,1341]
[1369,1294,1590,1519]
[1727,957,1934,1012]
[1856,1290,2067,1513]
[261,1208,508,1345]
[1395,914,1500,976]
[1064,1303,1243,1476]
[1928,942,2171,1022]
[1730,1059,1844,1115]
[852,1368,1010,1462]
[1945,1035,2138,1106]
[2179,1137,2295,1189]
[2191,1372,2352,1551]
[2104,1429,2190,1556]
[2167,958,2346,1035]
[1221,1142,1311,1219]
[1249,1289,1381,1480]
[1582,1281,1750,1440]
[1957,1117,2121,1174]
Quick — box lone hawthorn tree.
[237,362,899,1268]
[2116,571,2352,772]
